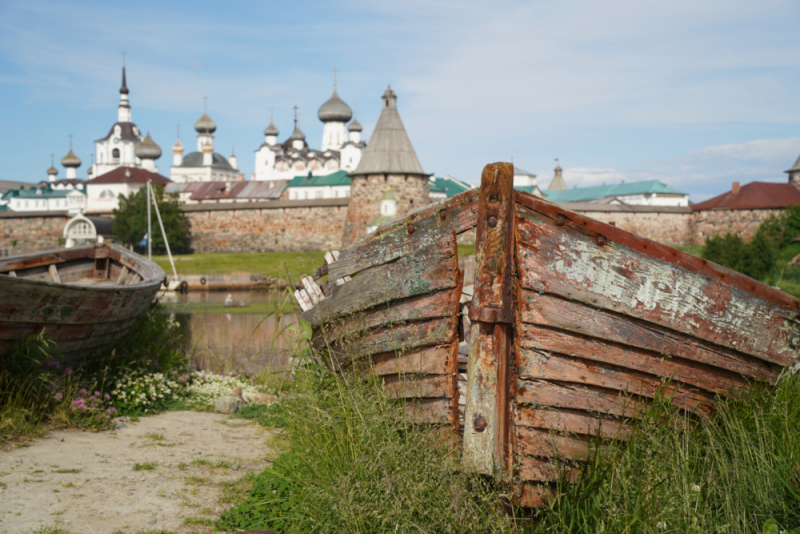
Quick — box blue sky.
[0,0,798,201]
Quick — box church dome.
[47,165,58,175]
[318,89,352,123]
[264,119,279,137]
[135,133,162,160]
[290,125,306,141]
[348,117,363,132]
[194,113,217,134]
[172,137,184,152]
[61,149,81,168]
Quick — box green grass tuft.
[132,462,158,471]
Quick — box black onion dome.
[264,119,279,137]
[317,89,353,123]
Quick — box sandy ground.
[0,411,276,534]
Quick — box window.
[99,190,115,199]
[315,191,323,199]
[112,149,120,163]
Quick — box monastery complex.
[2,63,800,255]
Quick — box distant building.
[90,63,161,177]
[428,175,473,201]
[170,109,240,183]
[1,183,86,214]
[541,178,689,208]
[692,181,800,212]
[253,76,365,182]
[165,180,287,205]
[284,171,351,200]
[86,166,170,213]
[367,188,398,234]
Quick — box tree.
[112,185,188,253]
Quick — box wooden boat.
[294,162,800,506]
[0,244,165,364]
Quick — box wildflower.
[92,402,99,408]
[105,409,112,414]
[89,396,96,401]
[104,393,110,401]
[110,408,117,413]
[55,392,63,400]
[691,484,701,492]
[94,391,100,396]
[64,367,72,375]
[79,389,87,395]
[656,522,667,530]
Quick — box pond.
[163,290,300,373]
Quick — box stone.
[214,395,243,414]
[148,519,157,526]
[250,393,277,405]
[231,387,244,401]
[231,464,239,471]
[115,422,127,430]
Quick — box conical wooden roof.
[352,87,425,176]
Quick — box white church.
[253,75,366,183]
[169,106,241,183]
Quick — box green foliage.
[219,365,518,533]
[235,402,288,429]
[702,230,776,280]
[112,184,188,253]
[535,375,800,533]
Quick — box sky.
[0,0,798,201]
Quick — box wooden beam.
[463,162,515,476]
[48,265,61,284]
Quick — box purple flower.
[64,367,72,375]
[110,408,117,414]
[221,372,226,377]
[94,391,100,396]
[105,409,111,414]
[104,393,110,401]
[178,377,184,382]
[231,372,238,377]
[88,396,96,401]
[200,375,206,380]
[55,392,63,400]
[92,402,98,408]
[79,389,87,395]
[183,374,189,380]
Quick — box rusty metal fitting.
[407,223,415,235]
[596,235,607,246]
[473,414,487,433]
[439,209,447,220]
[488,216,498,228]
[556,214,566,227]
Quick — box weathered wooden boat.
[294,162,800,506]
[0,244,165,364]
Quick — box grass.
[191,458,233,469]
[143,432,164,441]
[672,242,704,256]
[153,246,478,281]
[52,468,81,474]
[133,461,158,471]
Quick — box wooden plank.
[518,379,649,419]
[517,348,715,416]
[329,189,479,281]
[515,192,798,310]
[516,214,800,366]
[516,427,596,459]
[402,398,454,424]
[516,456,579,484]
[518,321,750,394]
[383,374,455,399]
[519,290,780,382]
[515,407,631,441]
[329,316,459,364]
[48,265,61,284]
[517,484,553,508]
[464,162,515,476]
[364,345,456,376]
[312,286,461,348]
[301,235,459,329]
[115,265,129,285]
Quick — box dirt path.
[0,411,275,534]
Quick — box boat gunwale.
[0,243,165,293]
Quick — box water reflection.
[167,290,299,373]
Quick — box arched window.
[99,190,115,199]
[112,149,120,163]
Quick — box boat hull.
[0,244,165,364]
[295,162,800,507]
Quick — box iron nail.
[407,223,415,235]
[556,214,566,227]
[473,414,487,433]
[488,216,498,228]
[596,235,607,246]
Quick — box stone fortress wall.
[0,200,783,257]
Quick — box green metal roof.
[1,184,81,201]
[429,176,472,198]
[285,170,351,188]
[368,214,396,227]
[541,180,687,203]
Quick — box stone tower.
[343,86,428,245]
[786,153,800,190]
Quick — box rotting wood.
[301,235,459,329]
[329,190,479,281]
[403,398,454,424]
[518,290,781,382]
[362,345,455,376]
[516,214,800,366]
[518,379,655,419]
[48,265,61,284]
[516,456,579,484]
[383,374,455,399]
[515,406,631,441]
[115,265,129,286]
[516,427,597,460]
[464,162,515,477]
[517,347,715,415]
[517,322,750,394]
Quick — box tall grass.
[536,375,800,533]
[221,355,520,533]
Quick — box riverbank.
[0,411,275,534]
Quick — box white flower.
[656,521,667,530]
[691,484,701,492]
